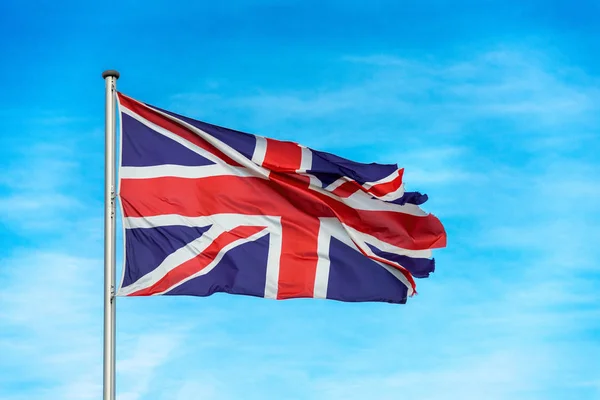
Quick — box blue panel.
[165,234,270,298]
[327,237,408,304]
[123,225,211,287]
[121,113,215,167]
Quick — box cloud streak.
[158,46,600,399]
[171,48,599,146]
[1,41,599,400]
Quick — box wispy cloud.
[161,46,600,399]
[388,146,484,187]
[116,331,188,400]
[3,0,599,398]
[0,251,193,400]
[0,252,102,399]
[344,49,598,121]
[0,140,89,233]
[0,117,187,400]
[2,41,599,400]
[314,350,549,400]
[171,48,599,149]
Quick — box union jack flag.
[116,93,446,304]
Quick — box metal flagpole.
[102,69,119,400]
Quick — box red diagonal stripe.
[118,93,240,166]
[331,181,361,198]
[366,169,404,197]
[128,225,266,296]
[329,170,403,199]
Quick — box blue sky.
[1,0,599,399]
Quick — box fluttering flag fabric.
[115,92,446,304]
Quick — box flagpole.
[102,69,119,400]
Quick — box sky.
[1,0,599,399]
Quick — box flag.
[115,93,446,304]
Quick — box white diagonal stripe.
[120,214,283,297]
[117,224,226,296]
[341,223,432,259]
[342,186,427,216]
[152,229,270,296]
[138,102,273,179]
[120,106,223,165]
[320,218,415,295]
[369,183,405,201]
[363,169,402,188]
[324,177,349,192]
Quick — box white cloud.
[2,46,599,400]
[0,117,185,399]
[0,252,103,399]
[314,350,549,400]
[388,146,485,186]
[171,48,599,143]
[156,46,600,400]
[0,250,192,400]
[166,376,231,400]
[0,141,89,233]
[116,328,193,400]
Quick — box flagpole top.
[102,70,120,79]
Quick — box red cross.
[119,95,445,299]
